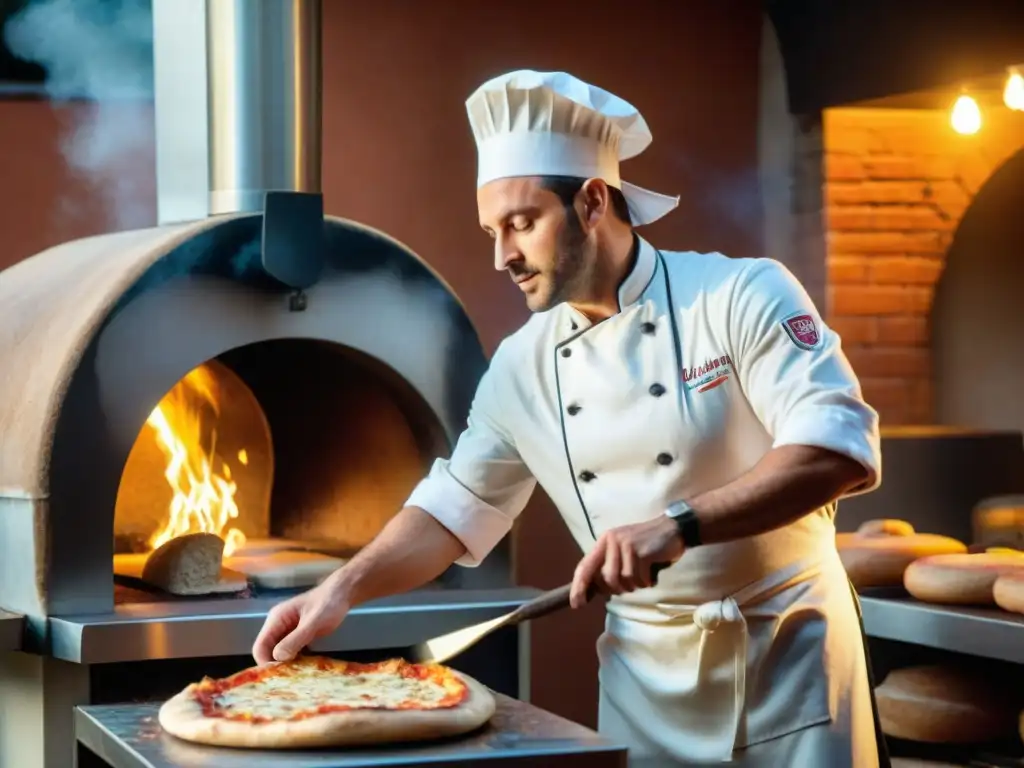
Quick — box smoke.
[662,152,762,252]
[3,0,154,233]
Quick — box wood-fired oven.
[0,2,627,766]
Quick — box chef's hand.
[570,515,684,608]
[252,576,350,665]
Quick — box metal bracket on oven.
[287,289,308,312]
[261,190,325,291]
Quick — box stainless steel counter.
[75,694,628,768]
[50,588,541,664]
[860,594,1024,663]
[0,609,23,652]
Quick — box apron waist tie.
[654,558,824,760]
[694,597,747,759]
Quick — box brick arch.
[931,146,1024,432]
[822,106,1024,424]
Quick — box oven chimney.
[153,0,322,225]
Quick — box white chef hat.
[465,69,680,226]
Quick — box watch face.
[666,503,702,547]
[667,501,692,518]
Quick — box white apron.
[406,238,885,766]
[597,542,880,765]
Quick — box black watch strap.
[666,502,703,548]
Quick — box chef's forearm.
[687,445,869,545]
[326,506,467,608]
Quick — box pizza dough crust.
[903,550,1024,606]
[158,666,496,748]
[223,551,345,589]
[875,664,1016,744]
[993,570,1024,614]
[229,538,313,557]
[836,520,966,589]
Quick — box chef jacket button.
[649,383,666,397]
[571,321,578,331]
[561,347,572,358]
[567,404,581,416]
[640,322,656,334]
[579,470,596,482]
[656,452,674,466]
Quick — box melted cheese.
[215,666,453,720]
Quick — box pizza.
[158,656,497,749]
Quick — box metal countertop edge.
[49,588,545,664]
[75,708,157,768]
[74,705,627,768]
[0,610,24,653]
[33,591,1024,666]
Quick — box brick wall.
[823,107,1024,424]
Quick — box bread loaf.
[875,665,1016,744]
[836,520,966,589]
[993,570,1024,614]
[142,532,226,596]
[903,550,1024,606]
[857,519,916,537]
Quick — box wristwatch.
[665,499,703,548]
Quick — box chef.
[254,69,888,767]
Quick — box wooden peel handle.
[506,561,672,626]
[650,561,671,582]
[504,584,577,625]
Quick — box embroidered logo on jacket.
[682,354,734,393]
[781,312,821,350]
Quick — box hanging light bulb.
[951,92,981,135]
[1004,68,1024,111]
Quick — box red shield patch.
[782,313,820,350]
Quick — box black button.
[567,404,581,416]
[579,470,596,482]
[649,383,666,397]
[640,322,656,334]
[561,348,572,358]
[570,321,578,331]
[656,453,673,466]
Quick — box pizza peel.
[410,562,670,665]
[409,583,585,665]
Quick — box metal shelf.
[0,609,23,652]
[48,587,542,664]
[860,594,1024,664]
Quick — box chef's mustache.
[507,263,539,280]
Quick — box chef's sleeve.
[404,345,537,565]
[729,258,881,494]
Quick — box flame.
[146,365,246,557]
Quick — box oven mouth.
[110,337,446,605]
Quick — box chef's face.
[477,176,594,313]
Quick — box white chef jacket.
[406,236,882,764]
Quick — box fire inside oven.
[111,339,442,603]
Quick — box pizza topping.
[192,657,470,723]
